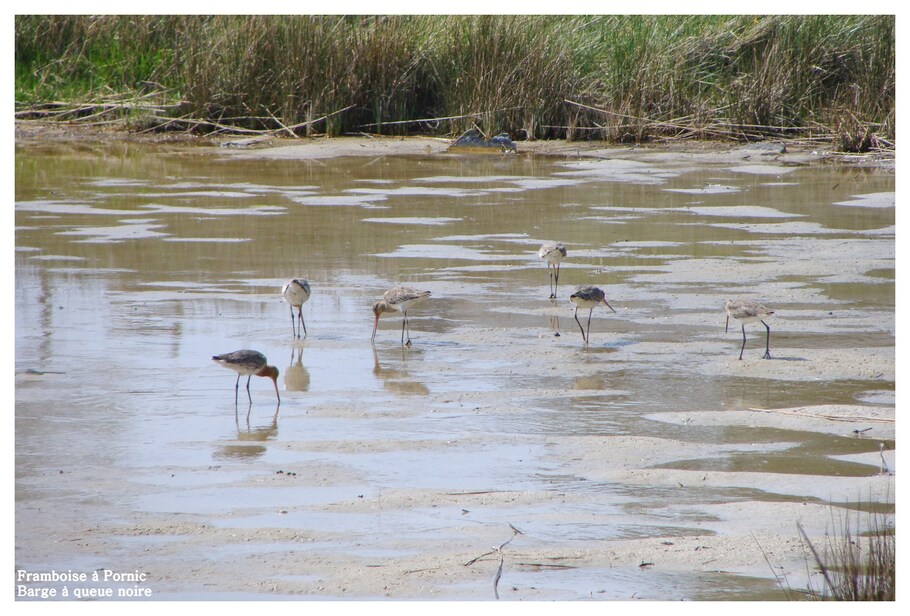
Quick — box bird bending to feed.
[569,285,615,344]
[724,299,774,360]
[538,242,567,299]
[281,279,311,339]
[212,350,280,404]
[371,286,431,346]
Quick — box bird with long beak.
[569,285,616,344]
[724,299,774,360]
[371,286,431,346]
[538,241,567,299]
[212,350,280,404]
[281,278,311,339]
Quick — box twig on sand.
[464,524,524,599]
[746,407,894,424]
[492,553,504,599]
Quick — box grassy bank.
[14,15,895,149]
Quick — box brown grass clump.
[798,505,895,601]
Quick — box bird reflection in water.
[372,346,430,397]
[284,347,311,393]
[548,297,562,337]
[212,407,279,461]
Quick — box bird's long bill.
[371,314,380,342]
[603,299,616,313]
[725,315,729,333]
[272,378,281,404]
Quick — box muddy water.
[15,140,894,600]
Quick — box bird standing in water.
[371,286,431,346]
[212,350,280,404]
[724,299,774,360]
[569,285,615,344]
[281,279,311,339]
[538,242,567,299]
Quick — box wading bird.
[371,286,431,346]
[538,242,567,299]
[569,285,615,344]
[281,279,311,339]
[212,350,280,404]
[724,299,774,360]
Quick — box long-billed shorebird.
[371,286,431,346]
[281,279,311,339]
[569,285,615,344]
[724,299,774,360]
[538,242,567,299]
[212,350,280,404]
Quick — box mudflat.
[15,128,894,600]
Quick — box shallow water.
[15,140,894,600]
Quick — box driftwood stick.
[492,552,504,600]
[563,99,815,140]
[463,524,523,599]
[358,107,522,129]
[746,407,894,424]
[564,99,696,133]
[144,115,265,134]
[267,109,299,138]
[283,104,356,133]
[16,101,356,137]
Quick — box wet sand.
[14,129,895,600]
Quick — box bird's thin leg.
[234,374,241,403]
[548,265,555,298]
[290,306,298,338]
[246,375,253,403]
[739,325,747,360]
[586,309,594,344]
[725,315,729,333]
[298,307,307,338]
[554,263,560,296]
[761,320,771,359]
[573,307,587,343]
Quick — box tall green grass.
[14,15,895,148]
[798,505,895,601]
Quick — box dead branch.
[15,100,356,138]
[464,524,523,600]
[358,107,522,129]
[746,407,894,424]
[266,108,298,138]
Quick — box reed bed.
[15,15,895,150]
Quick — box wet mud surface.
[15,133,894,600]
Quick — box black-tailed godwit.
[569,285,615,344]
[212,350,280,404]
[281,279,311,338]
[538,242,567,298]
[724,299,774,360]
[371,286,431,346]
